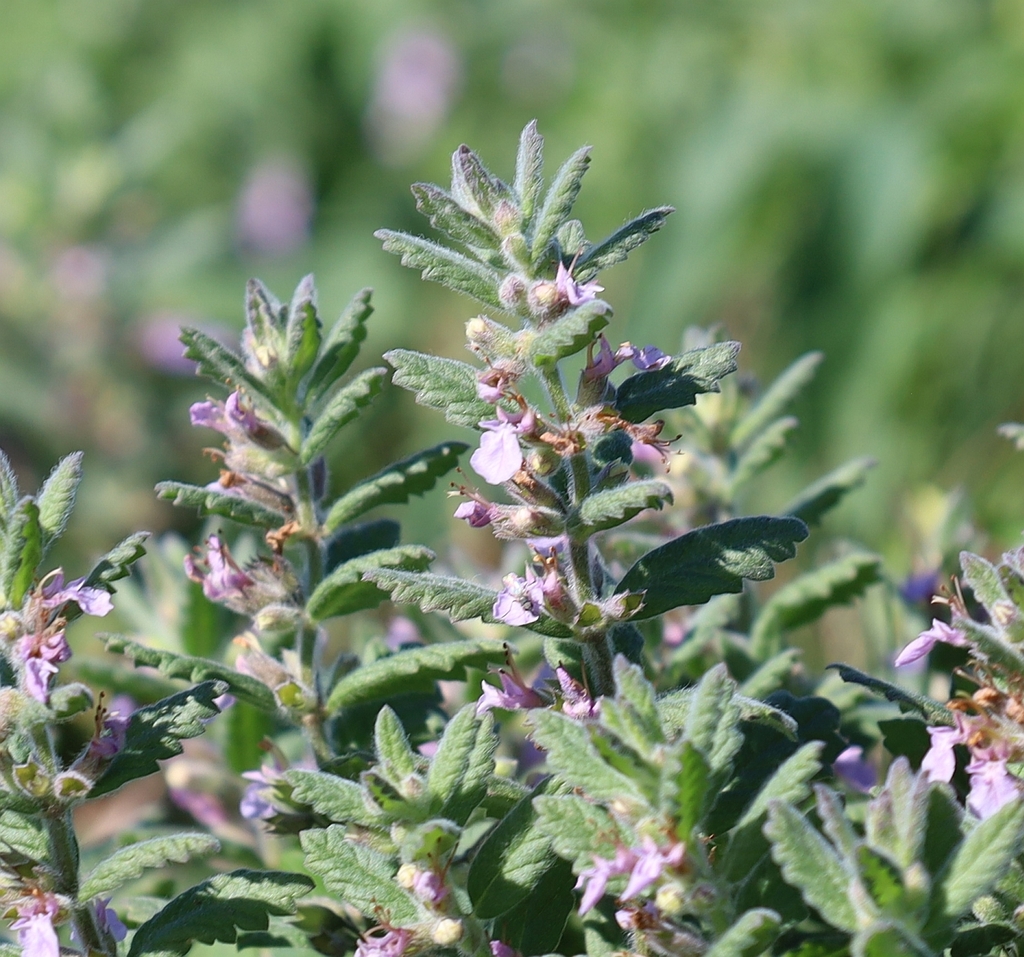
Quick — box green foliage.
[80,833,221,899]
[570,479,673,540]
[304,288,374,407]
[830,664,955,726]
[155,480,287,527]
[783,457,877,527]
[384,348,494,427]
[528,300,611,365]
[575,207,675,279]
[531,145,591,266]
[300,366,386,465]
[1,498,42,609]
[36,451,83,556]
[425,705,496,824]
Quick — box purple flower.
[184,536,254,606]
[356,927,411,957]
[95,899,127,942]
[894,619,968,667]
[555,261,603,307]
[490,942,519,957]
[411,868,449,905]
[615,343,671,371]
[190,392,285,450]
[492,569,545,626]
[40,571,113,617]
[967,758,1021,819]
[454,500,493,528]
[11,894,60,957]
[471,409,535,485]
[621,838,685,900]
[477,669,545,714]
[88,708,131,760]
[17,630,72,703]
[833,745,877,793]
[920,718,969,783]
[583,336,618,380]
[240,763,283,820]
[556,666,600,720]
[575,849,633,915]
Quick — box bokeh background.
[4,0,1024,586]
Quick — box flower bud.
[498,275,527,311]
[655,882,687,916]
[253,603,304,635]
[527,280,561,320]
[466,316,518,359]
[432,919,464,946]
[492,199,521,236]
[0,613,21,641]
[489,506,564,541]
[396,863,418,889]
[525,448,559,477]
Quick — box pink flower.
[556,666,600,719]
[967,758,1021,819]
[621,837,685,900]
[575,849,633,915]
[477,669,545,714]
[920,717,969,783]
[894,619,968,667]
[356,927,411,957]
[17,630,72,703]
[471,409,535,485]
[454,500,493,528]
[41,570,113,617]
[184,536,254,607]
[11,894,60,957]
[492,569,545,626]
[555,261,603,307]
[490,942,519,957]
[190,392,285,450]
[411,868,449,905]
[583,336,618,380]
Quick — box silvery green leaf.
[155,481,286,528]
[322,441,468,534]
[616,515,808,619]
[374,704,418,782]
[284,769,384,827]
[738,648,801,698]
[384,348,493,427]
[864,759,929,870]
[527,299,611,366]
[727,416,798,496]
[412,182,501,249]
[376,229,504,310]
[127,869,313,957]
[246,277,285,337]
[533,793,625,867]
[300,826,421,926]
[36,450,82,555]
[180,327,273,403]
[614,341,741,423]
[0,497,41,609]
[80,833,220,900]
[450,143,514,219]
[0,448,17,532]
[83,531,149,590]
[750,551,883,659]
[782,456,876,526]
[304,287,373,407]
[686,664,743,777]
[283,273,321,383]
[301,366,386,465]
[325,638,507,713]
[427,705,496,824]
[959,551,1012,616]
[306,545,434,621]
[0,811,47,863]
[514,120,545,230]
[704,908,781,957]
[829,664,954,725]
[570,479,673,540]
[956,616,1024,674]
[530,145,591,266]
[574,206,674,280]
[730,351,823,451]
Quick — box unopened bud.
[466,316,518,359]
[396,863,418,889]
[489,506,563,541]
[432,919,464,946]
[492,200,521,236]
[253,603,303,635]
[527,280,561,320]
[498,275,527,310]
[0,613,20,641]
[526,448,559,476]
[655,882,687,916]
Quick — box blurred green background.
[4,0,1024,578]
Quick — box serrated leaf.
[705,908,781,957]
[751,552,883,658]
[614,341,741,423]
[671,741,713,837]
[322,442,468,534]
[84,531,149,590]
[1,498,42,608]
[514,120,544,230]
[376,230,504,310]
[325,638,508,713]
[829,664,955,725]
[783,457,876,526]
[80,833,220,899]
[362,568,573,638]
[0,811,48,862]
[427,705,496,824]
[528,300,611,366]
[529,709,649,806]
[301,366,386,465]
[955,615,1024,675]
[469,777,560,918]
[36,451,82,555]
[102,635,275,711]
[384,348,493,428]
[374,704,417,782]
[283,274,321,383]
[960,551,1011,615]
[731,351,824,451]
[686,664,744,776]
[739,649,801,698]
[92,681,226,797]
[306,545,434,621]
[765,801,859,933]
[180,327,272,402]
[616,516,809,620]
[574,207,674,280]
[727,416,798,496]
[284,768,383,827]
[450,143,513,218]
[155,481,286,527]
[571,479,672,540]
[533,793,624,866]
[864,759,928,870]
[305,287,374,407]
[924,799,1024,944]
[412,182,500,249]
[0,449,18,532]
[325,519,400,569]
[300,825,420,925]
[531,145,591,265]
[127,869,313,957]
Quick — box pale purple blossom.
[616,343,671,371]
[477,669,545,714]
[11,894,60,957]
[966,758,1021,819]
[555,261,603,307]
[557,666,600,719]
[356,927,411,957]
[240,764,283,820]
[411,868,449,905]
[492,569,545,626]
[17,630,72,703]
[894,619,968,667]
[184,536,254,606]
[189,392,284,450]
[621,838,685,900]
[833,745,877,793]
[471,409,535,485]
[88,709,130,760]
[575,848,633,915]
[95,899,127,942]
[583,336,618,380]
[920,717,969,783]
[41,571,113,617]
[490,942,518,957]
[454,500,493,528]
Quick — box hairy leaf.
[81,833,220,900]
[1,498,42,608]
[427,705,496,824]
[301,366,386,465]
[534,793,625,867]
[531,145,591,265]
[570,479,673,540]
[0,449,17,532]
[492,856,575,956]
[84,531,149,590]
[37,451,83,555]
[731,351,824,451]
[575,207,675,280]
[284,768,384,827]
[284,273,321,383]
[727,416,798,496]
[514,120,545,230]
[704,908,781,957]
[450,143,513,218]
[384,348,493,427]
[616,516,808,619]
[180,327,272,402]
[412,182,500,249]
[305,287,374,407]
[783,457,876,526]
[829,664,955,726]
[528,300,611,365]
[155,481,287,527]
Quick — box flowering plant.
[1,123,1023,957]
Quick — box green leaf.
[306,545,434,621]
[670,741,713,837]
[686,664,744,775]
[180,327,272,402]
[305,287,374,407]
[727,416,798,496]
[574,207,675,280]
[492,857,575,956]
[704,908,781,957]
[0,811,48,862]
[412,182,500,249]
[739,649,801,697]
[325,638,508,712]
[1,498,42,609]
[127,869,313,957]
[300,825,420,925]
[325,519,400,568]
[851,923,926,957]
[956,615,1024,675]
[730,351,824,451]
[284,273,321,383]
[469,777,560,918]
[765,801,859,933]
[616,515,809,619]
[83,531,149,590]
[864,759,928,870]
[36,451,82,555]
[829,664,955,726]
[960,551,1011,615]
[284,768,384,827]
[384,348,493,428]
[155,481,286,528]
[101,635,276,711]
[322,442,468,534]
[374,704,418,781]
[614,341,741,423]
[92,681,227,797]
[301,366,386,465]
[450,143,513,218]
[514,120,545,231]
[0,448,18,532]
[362,568,573,638]
[783,457,876,526]
[376,229,504,310]
[533,793,624,867]
[751,552,883,658]
[570,479,673,540]
[531,145,591,265]
[924,799,1024,944]
[529,709,649,806]
[80,833,220,899]
[528,300,611,366]
[427,705,496,824]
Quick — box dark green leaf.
[36,451,82,555]
[80,833,221,899]
[783,457,876,526]
[492,856,575,956]
[384,348,493,428]
[155,481,287,527]
[574,207,675,280]
[412,182,500,249]
[616,515,809,619]
[301,366,386,465]
[1,498,42,608]
[284,273,321,383]
[570,479,672,540]
[829,664,955,726]
[305,287,374,407]
[528,300,611,366]
[180,327,272,402]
